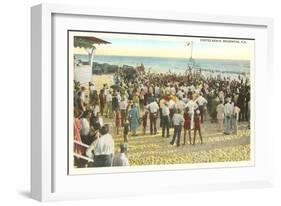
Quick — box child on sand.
[112,143,129,166]
[183,107,191,145]
[193,110,203,145]
[123,118,129,142]
[142,110,148,135]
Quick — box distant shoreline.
[76,53,250,62]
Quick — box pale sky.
[72,31,254,60]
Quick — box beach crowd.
[73,69,250,168]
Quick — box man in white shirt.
[143,85,148,94]
[189,85,195,93]
[185,98,198,112]
[149,85,154,95]
[170,109,185,147]
[182,95,188,104]
[165,86,171,95]
[177,90,184,99]
[183,85,189,94]
[119,97,128,126]
[105,90,113,118]
[168,99,175,110]
[175,98,185,111]
[86,124,114,167]
[224,98,234,135]
[80,111,91,145]
[147,100,159,135]
[161,102,170,138]
[89,82,95,92]
[195,93,208,123]
[170,86,176,96]
[185,98,198,129]
[103,84,109,96]
[92,112,104,130]
[79,87,87,111]
[155,85,160,97]
[147,100,159,113]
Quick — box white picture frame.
[31,3,274,202]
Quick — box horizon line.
[74,53,250,61]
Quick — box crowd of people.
[73,68,251,167]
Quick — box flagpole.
[186,41,192,74]
[186,42,189,59]
[190,41,193,60]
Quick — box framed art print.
[31,3,274,201]
[67,31,254,175]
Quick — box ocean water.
[75,54,250,74]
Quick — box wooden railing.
[73,140,93,162]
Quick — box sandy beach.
[91,74,114,91]
[88,73,250,165]
[103,115,250,165]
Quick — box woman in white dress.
[216,100,224,132]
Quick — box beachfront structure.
[185,41,201,74]
[74,36,111,83]
[186,41,193,60]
